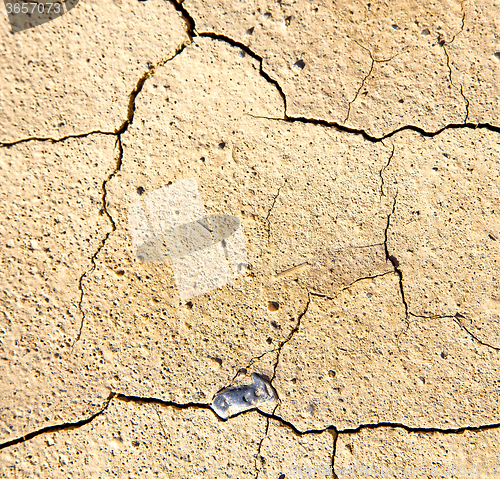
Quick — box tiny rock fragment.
[274,261,309,280]
[212,373,277,419]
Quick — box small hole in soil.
[211,357,223,366]
[293,59,306,70]
[268,301,280,312]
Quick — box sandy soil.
[1,0,500,477]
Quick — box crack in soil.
[452,313,500,351]
[440,1,469,123]
[302,270,395,302]
[270,292,311,385]
[167,0,494,145]
[331,429,339,479]
[0,391,115,451]
[265,179,286,242]
[383,192,409,324]
[230,349,276,383]
[199,31,288,118]
[2,390,500,472]
[72,136,122,349]
[253,416,271,479]
[251,112,500,142]
[0,130,117,148]
[224,287,311,408]
[1,39,196,348]
[168,0,196,40]
[344,40,400,124]
[71,41,194,347]
[408,312,500,352]
[1,0,497,149]
[379,142,395,197]
[443,42,470,124]
[2,0,500,472]
[153,404,169,440]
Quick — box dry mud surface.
[1,0,500,477]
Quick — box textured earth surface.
[1,0,500,477]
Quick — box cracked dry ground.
[1,0,500,477]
